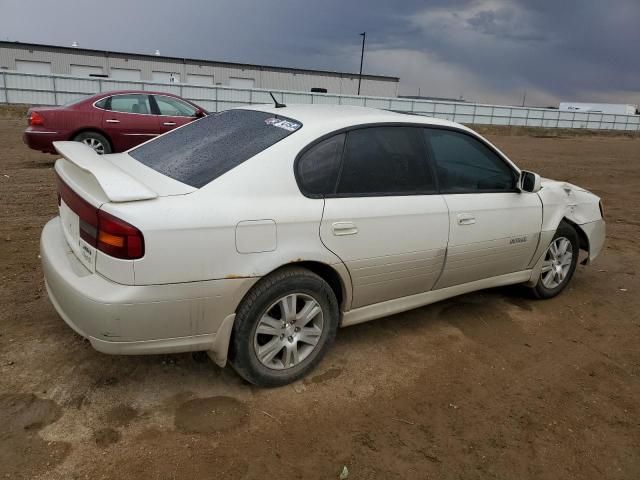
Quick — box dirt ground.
[1,108,639,480]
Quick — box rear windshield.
[129,109,302,188]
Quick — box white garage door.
[152,71,180,83]
[70,64,104,77]
[187,73,213,86]
[15,60,52,74]
[110,68,141,81]
[229,77,255,89]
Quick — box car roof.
[237,103,468,132]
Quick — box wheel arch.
[561,217,590,264]
[68,127,114,151]
[210,260,351,369]
[526,216,590,288]
[254,261,351,312]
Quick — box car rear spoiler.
[53,141,158,202]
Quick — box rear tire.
[530,222,579,299]
[229,267,339,387]
[73,131,111,155]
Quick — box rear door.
[151,95,198,134]
[424,128,542,289]
[308,126,449,309]
[101,94,160,151]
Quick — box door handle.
[163,122,177,126]
[332,221,358,236]
[457,213,476,225]
[105,119,120,123]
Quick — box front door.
[316,126,449,309]
[423,127,543,289]
[151,95,198,135]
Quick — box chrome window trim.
[91,93,200,118]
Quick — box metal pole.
[1,71,7,104]
[52,76,58,105]
[357,32,366,95]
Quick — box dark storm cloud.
[1,0,638,104]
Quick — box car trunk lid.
[53,141,195,278]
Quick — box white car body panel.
[41,104,606,366]
[320,195,449,308]
[436,192,542,288]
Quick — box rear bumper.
[41,217,256,358]
[23,128,68,154]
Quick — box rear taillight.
[56,174,144,259]
[96,210,144,259]
[28,111,45,126]
[599,200,605,220]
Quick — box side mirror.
[195,109,207,118]
[519,170,541,193]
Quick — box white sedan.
[41,104,605,386]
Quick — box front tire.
[531,222,579,299]
[229,267,339,387]
[73,131,111,155]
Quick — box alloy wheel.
[82,137,105,155]
[253,293,324,370]
[541,237,573,289]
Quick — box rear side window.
[94,97,109,109]
[297,133,345,196]
[129,110,301,188]
[336,127,435,195]
[424,129,516,193]
[110,94,152,115]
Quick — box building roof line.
[0,41,400,82]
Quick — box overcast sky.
[1,0,638,106]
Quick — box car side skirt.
[341,269,532,328]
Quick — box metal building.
[0,41,399,97]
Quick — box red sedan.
[23,90,207,154]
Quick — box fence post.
[98,78,103,94]
[52,76,58,105]
[1,71,7,104]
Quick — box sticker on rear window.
[264,117,300,132]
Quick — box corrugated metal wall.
[2,71,639,131]
[0,44,398,97]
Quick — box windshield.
[129,109,301,188]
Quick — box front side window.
[424,129,516,193]
[129,110,301,188]
[110,94,152,115]
[154,96,197,117]
[296,134,345,196]
[336,127,435,195]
